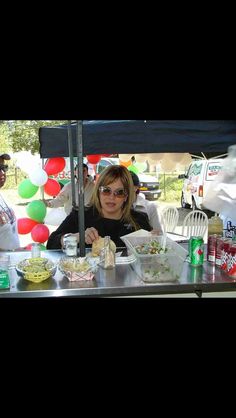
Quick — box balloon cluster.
[17,157,66,245]
[119,154,147,175]
[119,153,192,173]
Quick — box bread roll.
[92,236,116,257]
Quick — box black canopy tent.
[39,120,236,256]
[39,120,236,158]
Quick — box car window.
[188,162,202,177]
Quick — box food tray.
[58,256,99,281]
[16,257,57,283]
[121,232,188,283]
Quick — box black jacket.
[46,206,152,250]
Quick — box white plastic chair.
[182,210,208,239]
[161,206,179,233]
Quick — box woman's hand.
[85,227,99,244]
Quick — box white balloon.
[29,168,48,187]
[15,151,42,174]
[119,154,133,162]
[44,208,67,226]
[168,153,186,163]
[177,153,192,169]
[135,154,149,163]
[161,157,177,172]
[147,153,165,164]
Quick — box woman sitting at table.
[46,165,152,250]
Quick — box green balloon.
[26,200,47,223]
[128,165,139,174]
[39,244,47,250]
[18,179,39,199]
[134,162,147,173]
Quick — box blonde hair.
[91,165,140,230]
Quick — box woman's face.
[99,178,128,219]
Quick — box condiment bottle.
[31,243,41,258]
[0,255,10,289]
[208,214,223,238]
[100,236,115,269]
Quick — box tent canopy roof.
[39,120,236,159]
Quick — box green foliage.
[0,123,11,154]
[158,174,183,203]
[0,120,67,154]
[3,168,25,189]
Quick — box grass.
[158,174,183,203]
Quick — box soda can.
[206,262,216,282]
[189,236,204,267]
[227,244,236,277]
[190,265,203,282]
[207,234,218,263]
[215,236,225,267]
[220,239,232,271]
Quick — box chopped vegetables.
[134,239,167,255]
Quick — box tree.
[0,122,11,154]
[0,120,67,154]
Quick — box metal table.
[1,247,236,298]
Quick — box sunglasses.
[99,186,127,198]
[0,164,8,172]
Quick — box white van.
[178,158,224,210]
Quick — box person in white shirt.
[45,163,95,215]
[130,171,164,234]
[0,153,21,251]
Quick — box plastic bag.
[203,145,236,220]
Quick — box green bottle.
[0,256,10,289]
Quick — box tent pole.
[76,121,85,257]
[67,121,76,208]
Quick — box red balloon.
[31,224,50,243]
[44,178,61,196]
[101,154,112,157]
[86,154,102,164]
[44,157,66,175]
[25,243,33,250]
[17,218,39,235]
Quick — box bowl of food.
[58,256,99,281]
[16,257,57,283]
[121,232,187,283]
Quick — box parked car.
[95,158,162,201]
[178,158,224,210]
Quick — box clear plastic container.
[121,234,188,283]
[208,214,223,238]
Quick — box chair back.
[162,206,179,233]
[182,210,208,239]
